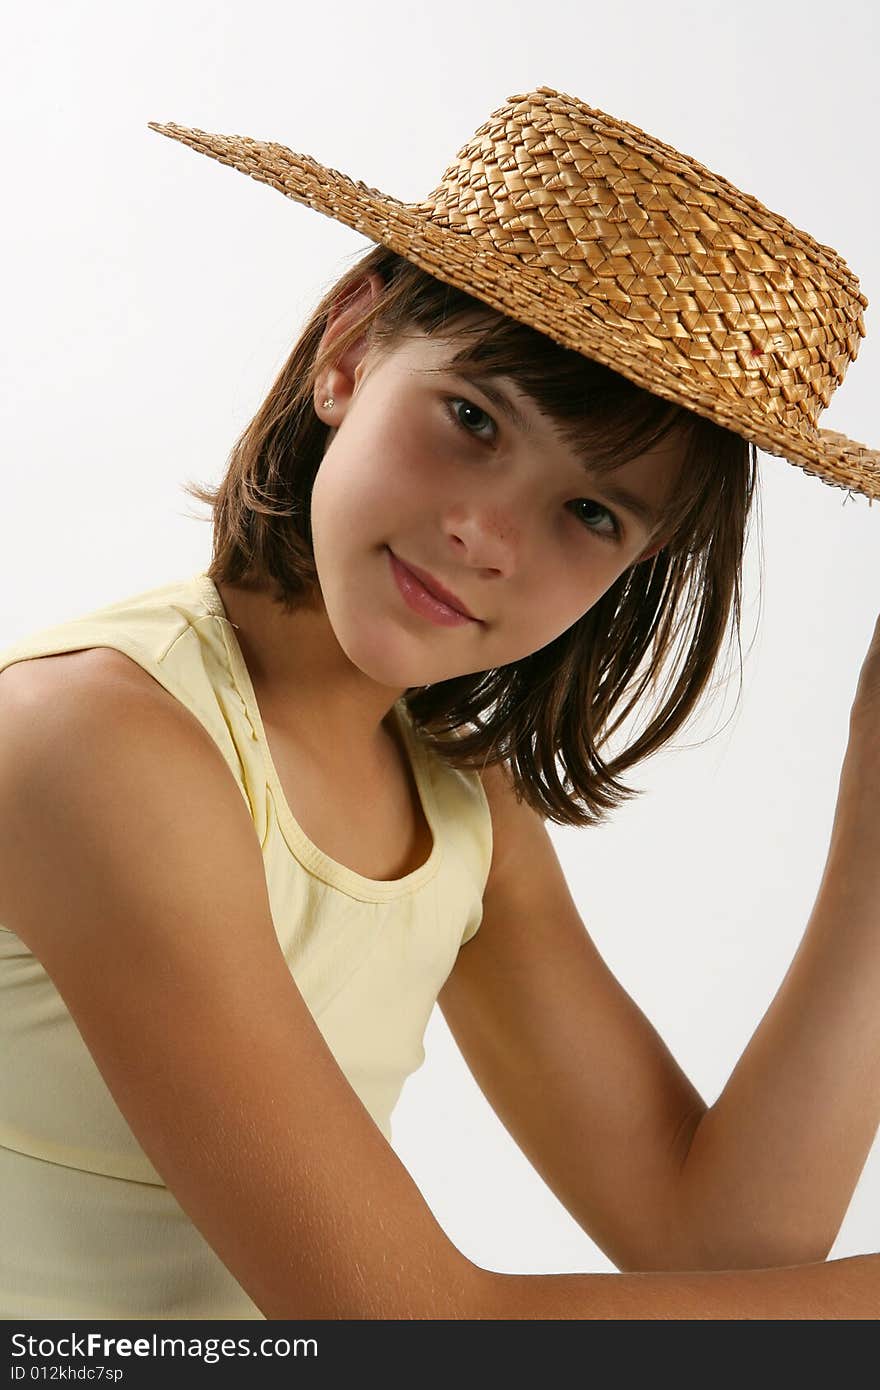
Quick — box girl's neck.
[214,578,405,763]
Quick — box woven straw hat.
[148,84,879,502]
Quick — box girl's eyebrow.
[446,367,661,529]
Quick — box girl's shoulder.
[477,759,550,893]
[0,645,207,749]
[1,645,169,697]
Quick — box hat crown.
[416,86,868,437]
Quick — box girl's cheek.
[391,440,451,511]
[403,406,461,471]
[538,576,593,637]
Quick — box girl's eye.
[569,498,621,541]
[446,396,498,443]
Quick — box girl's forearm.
[476,1251,880,1319]
[674,752,880,1270]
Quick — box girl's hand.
[847,609,880,750]
[829,611,880,855]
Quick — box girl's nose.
[442,504,521,578]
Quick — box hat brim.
[148,120,880,503]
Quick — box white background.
[3,0,878,1278]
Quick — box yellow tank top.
[0,572,492,1319]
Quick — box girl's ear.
[313,272,386,424]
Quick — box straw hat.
[148,85,879,502]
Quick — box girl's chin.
[333,628,430,689]
[330,588,489,687]
[337,640,463,693]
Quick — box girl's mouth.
[386,548,480,628]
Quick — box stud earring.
[322,396,335,409]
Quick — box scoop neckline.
[194,572,444,903]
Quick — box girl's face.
[310,322,686,693]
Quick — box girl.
[1,86,879,1320]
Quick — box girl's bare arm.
[675,627,880,1269]
[481,1254,880,1319]
[0,653,876,1321]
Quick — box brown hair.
[182,242,761,828]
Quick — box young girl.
[1,85,879,1320]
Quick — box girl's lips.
[387,549,480,628]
